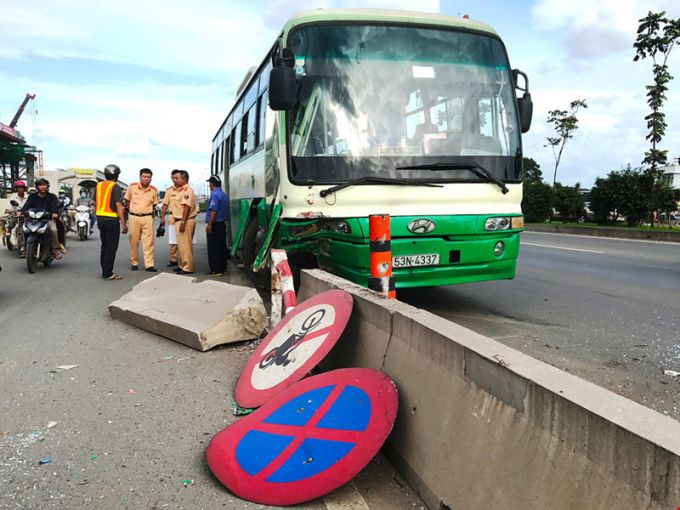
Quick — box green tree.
[521,158,553,222]
[633,11,680,171]
[589,176,617,224]
[589,166,652,226]
[553,182,585,221]
[545,99,587,189]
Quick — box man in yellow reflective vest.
[95,164,128,280]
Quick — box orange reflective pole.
[368,214,395,299]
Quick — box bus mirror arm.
[269,47,298,111]
[512,69,533,133]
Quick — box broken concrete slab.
[108,273,267,351]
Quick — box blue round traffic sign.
[206,368,398,506]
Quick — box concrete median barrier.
[299,269,680,510]
[109,273,267,351]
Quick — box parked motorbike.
[74,205,91,241]
[22,208,55,273]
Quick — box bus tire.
[241,216,269,290]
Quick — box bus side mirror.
[517,93,533,133]
[512,69,533,133]
[269,47,297,111]
[269,67,297,111]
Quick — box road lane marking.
[522,242,604,254]
[524,230,680,247]
[323,482,369,510]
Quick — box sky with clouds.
[1,0,679,189]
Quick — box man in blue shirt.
[205,176,229,275]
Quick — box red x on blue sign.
[207,368,398,506]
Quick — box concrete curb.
[299,269,680,510]
[526,222,680,242]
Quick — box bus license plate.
[392,253,439,268]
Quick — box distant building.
[661,162,680,190]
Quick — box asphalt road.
[0,223,424,510]
[400,231,680,420]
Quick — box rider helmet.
[35,177,49,187]
[14,180,27,189]
[104,164,121,180]
[58,188,66,196]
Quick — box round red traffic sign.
[235,290,353,409]
[207,368,398,506]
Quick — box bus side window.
[246,104,257,152]
[240,112,249,157]
[232,123,242,163]
[257,92,267,148]
[222,137,229,172]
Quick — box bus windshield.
[288,24,522,185]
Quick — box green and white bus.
[211,9,533,289]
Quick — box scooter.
[61,206,75,234]
[74,205,91,241]
[22,208,55,273]
[2,200,22,252]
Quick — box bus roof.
[282,8,499,38]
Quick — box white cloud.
[531,0,679,59]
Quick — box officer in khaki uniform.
[124,168,159,272]
[160,170,181,267]
[160,169,197,274]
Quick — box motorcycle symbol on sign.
[259,310,327,369]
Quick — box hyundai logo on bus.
[407,219,436,234]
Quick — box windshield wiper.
[319,177,443,198]
[395,162,509,195]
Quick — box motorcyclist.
[19,177,63,259]
[57,188,71,210]
[8,181,29,209]
[76,188,96,234]
[55,187,73,242]
[7,181,28,256]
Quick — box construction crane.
[9,93,36,128]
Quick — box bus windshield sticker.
[412,65,435,79]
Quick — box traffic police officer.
[160,169,197,274]
[95,164,127,280]
[124,168,158,272]
[160,170,181,267]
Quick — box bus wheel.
[242,216,269,290]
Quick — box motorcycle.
[1,213,14,250]
[61,205,75,234]
[2,200,24,253]
[22,208,55,273]
[74,205,91,241]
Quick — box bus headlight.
[320,220,351,234]
[511,216,524,229]
[484,217,510,231]
[494,241,505,256]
